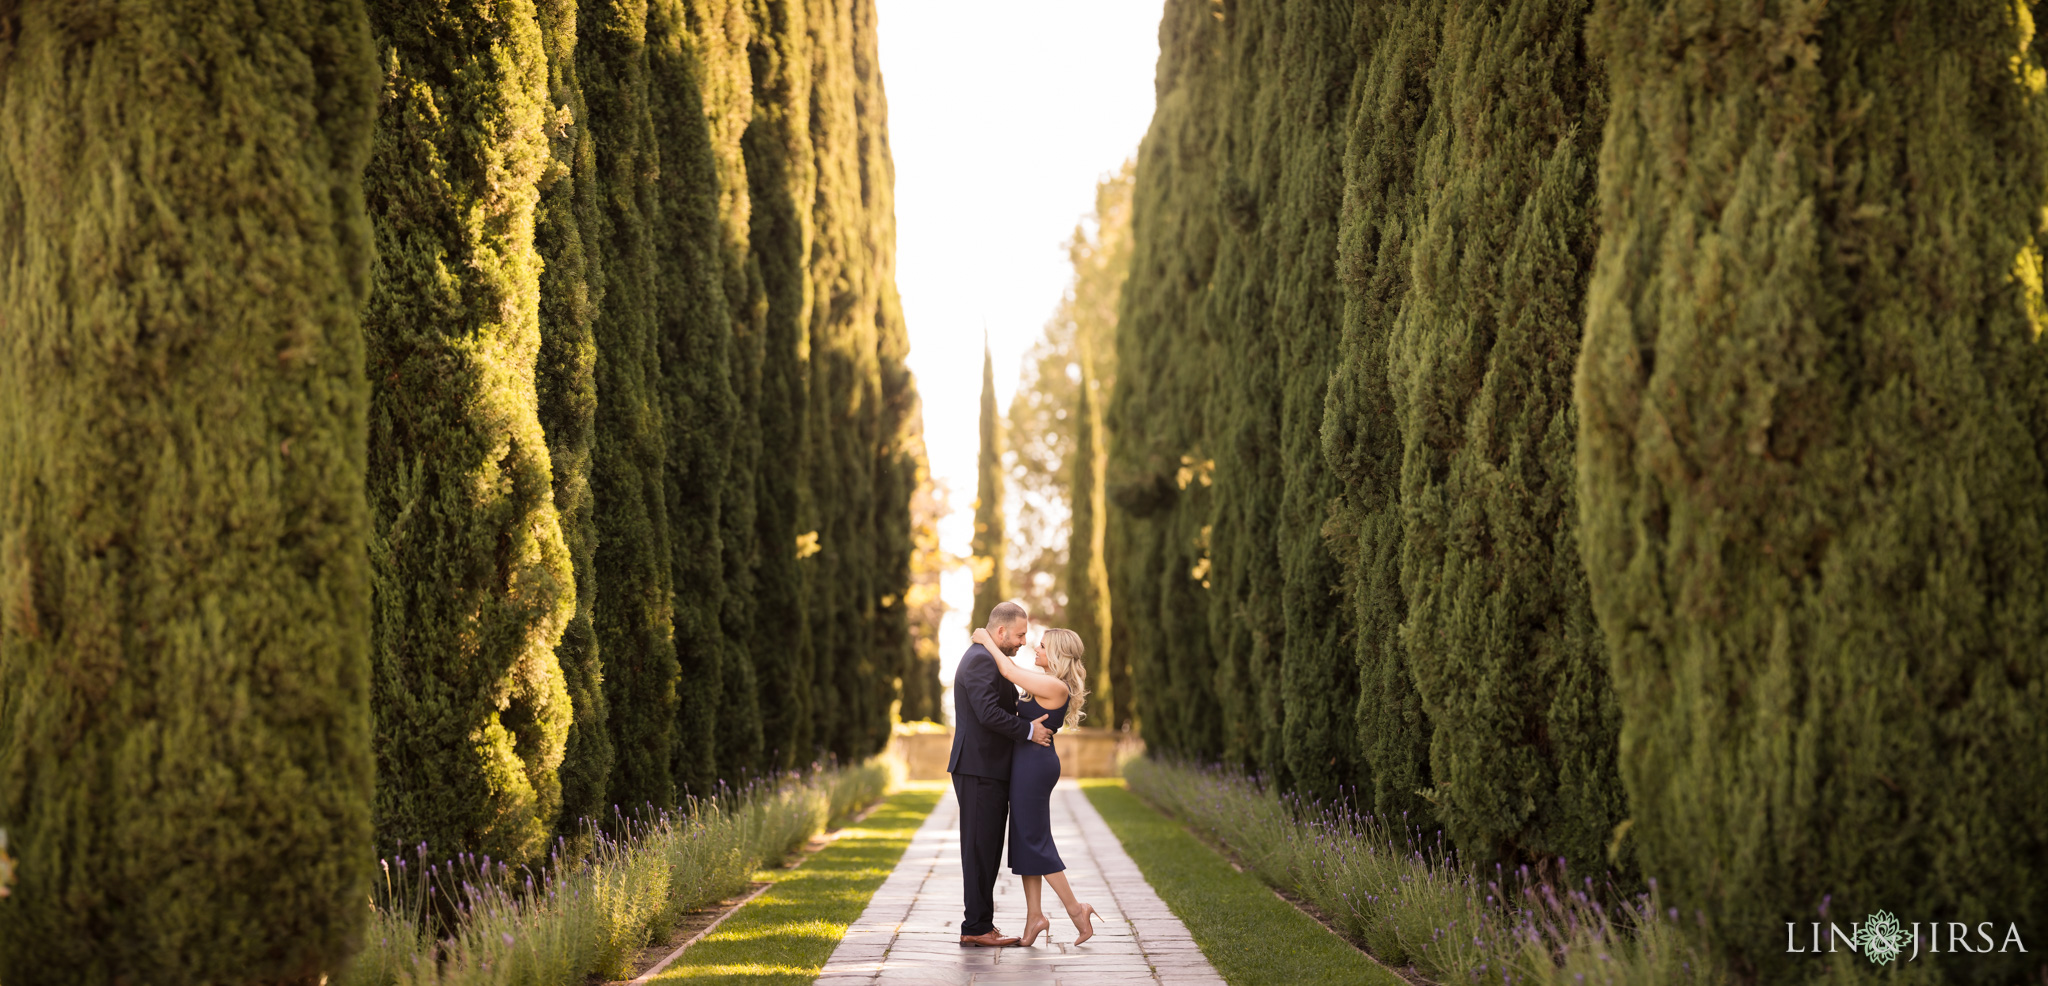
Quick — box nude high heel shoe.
[1068,903,1099,945]
[1021,914,1052,946]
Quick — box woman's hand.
[971,627,996,650]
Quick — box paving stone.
[822,960,886,972]
[810,780,1223,985]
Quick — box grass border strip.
[626,880,774,984]
[643,784,944,984]
[624,794,891,983]
[1079,778,1407,986]
[1128,774,1428,984]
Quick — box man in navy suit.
[948,600,1051,947]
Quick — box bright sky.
[875,1,1161,701]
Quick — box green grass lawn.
[1080,778,1406,986]
[647,782,942,984]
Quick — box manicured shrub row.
[1111,1,2048,981]
[0,0,936,982]
[972,344,1010,628]
[0,5,382,982]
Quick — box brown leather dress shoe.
[958,928,1022,947]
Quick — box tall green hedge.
[647,0,740,800]
[581,0,681,812]
[864,0,925,748]
[1203,84,1288,780]
[1067,362,1113,729]
[1389,0,1624,872]
[902,420,950,725]
[1263,2,1362,806]
[361,0,575,865]
[1193,0,1365,796]
[807,0,896,763]
[1199,0,1365,800]
[1107,0,1227,764]
[1323,0,1438,823]
[743,0,818,770]
[1579,1,2048,979]
[971,343,1011,628]
[535,0,614,837]
[695,0,770,785]
[0,0,927,973]
[0,2,379,980]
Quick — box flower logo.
[1857,910,1905,965]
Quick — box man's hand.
[1029,714,1052,746]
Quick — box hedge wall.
[0,0,924,978]
[0,2,379,980]
[361,0,576,867]
[1389,0,1625,873]
[1112,1,2048,981]
[1579,1,2048,979]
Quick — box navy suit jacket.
[947,644,1032,780]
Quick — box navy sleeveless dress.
[1007,694,1069,875]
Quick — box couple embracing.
[946,600,1102,948]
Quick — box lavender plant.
[338,759,888,986]
[1125,757,1713,985]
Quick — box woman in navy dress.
[969,626,1101,946]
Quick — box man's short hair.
[987,601,1028,627]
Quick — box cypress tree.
[831,0,905,761]
[1073,167,1138,729]
[1067,362,1113,728]
[692,0,770,785]
[1079,166,1137,732]
[581,0,680,811]
[1204,148,1287,780]
[1259,0,1365,804]
[744,0,818,769]
[864,0,923,747]
[536,0,614,836]
[1103,519,1137,734]
[1198,0,1365,799]
[1580,1,2048,979]
[804,0,846,761]
[719,288,770,782]
[875,298,920,737]
[901,422,950,724]
[0,2,379,980]
[362,0,575,864]
[971,343,1011,628]
[799,0,891,762]
[1389,0,1625,871]
[1202,0,1296,779]
[1323,0,1438,822]
[647,0,739,799]
[1107,0,1226,763]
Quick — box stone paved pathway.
[813,779,1225,986]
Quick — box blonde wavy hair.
[1038,628,1089,729]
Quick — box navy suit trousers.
[953,771,1010,936]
